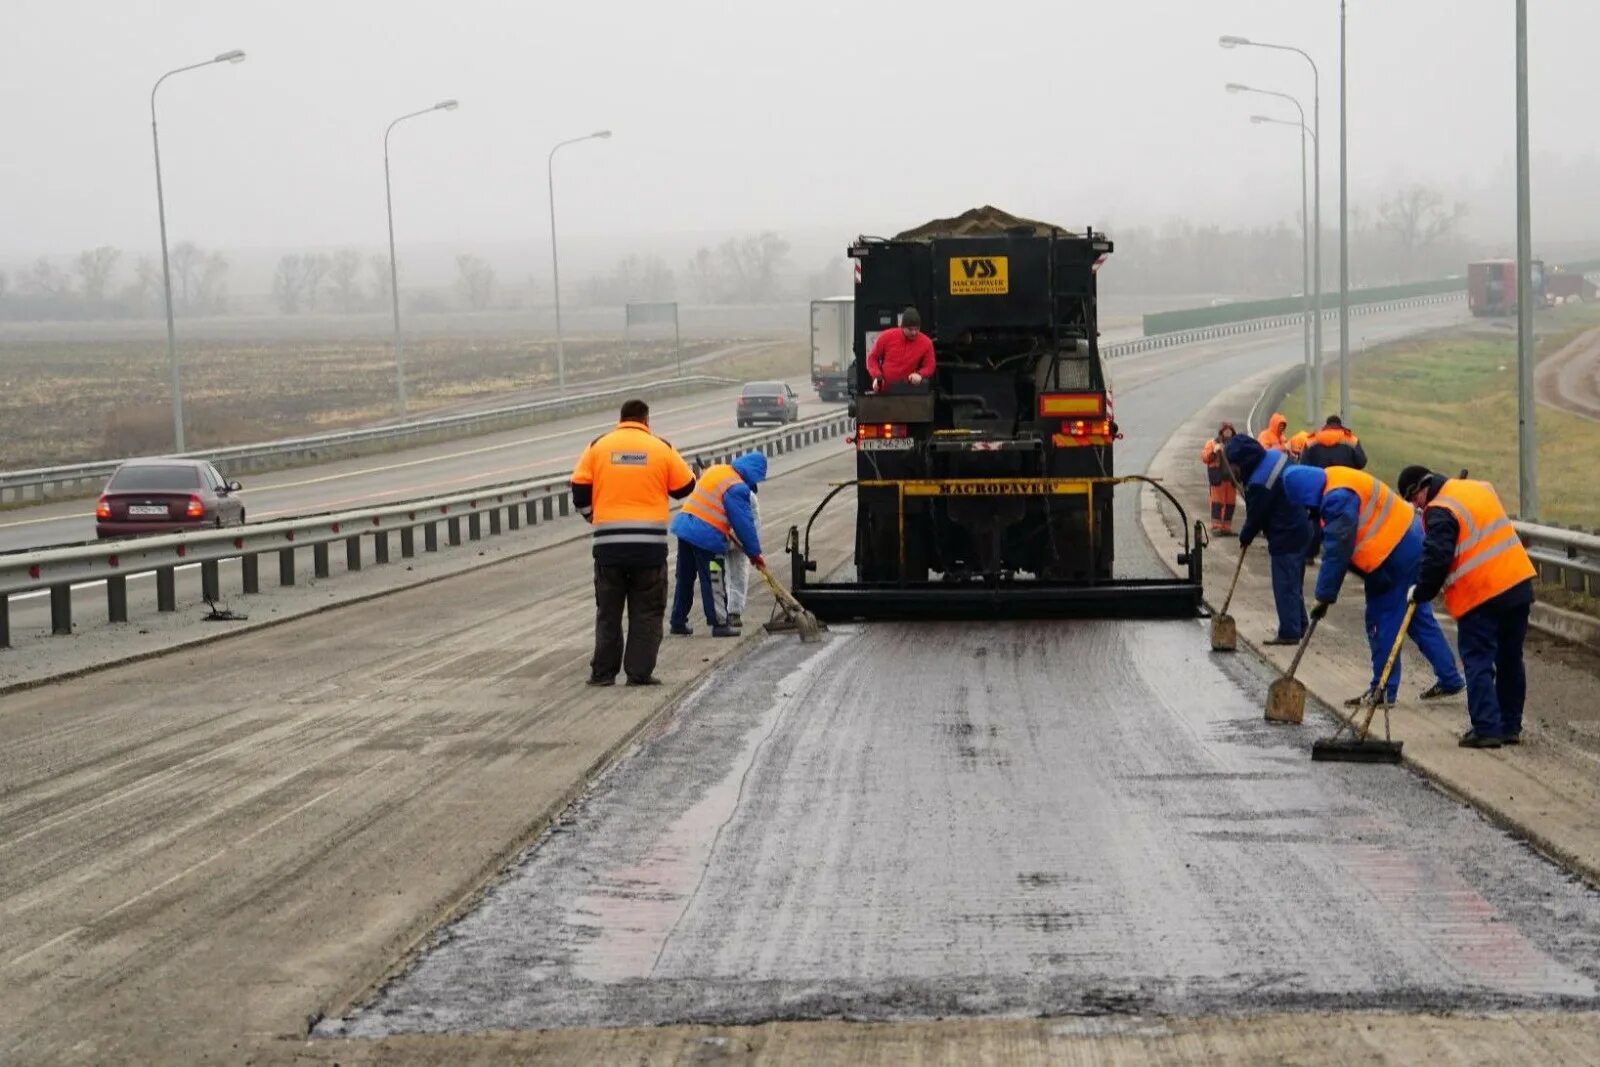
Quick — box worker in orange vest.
[1286,429,1311,462]
[1256,412,1289,451]
[1200,422,1238,536]
[1400,466,1538,748]
[570,399,697,687]
[668,451,768,637]
[1282,464,1464,706]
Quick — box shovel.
[1210,544,1249,652]
[755,563,823,643]
[1264,614,1319,724]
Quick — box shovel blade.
[1210,613,1237,652]
[1265,677,1305,724]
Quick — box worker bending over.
[1226,435,1313,645]
[669,451,768,637]
[1281,464,1464,707]
[1399,466,1536,749]
[866,306,936,392]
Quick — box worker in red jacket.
[866,306,936,392]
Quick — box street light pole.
[547,130,612,393]
[1249,112,1317,427]
[384,99,459,417]
[150,49,246,453]
[1221,34,1322,420]
[1338,0,1350,421]
[1515,0,1537,518]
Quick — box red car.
[95,459,246,539]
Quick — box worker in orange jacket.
[1257,412,1289,451]
[1287,429,1311,462]
[1400,465,1537,749]
[1200,422,1238,536]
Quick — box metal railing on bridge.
[0,410,851,647]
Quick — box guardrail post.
[105,575,128,623]
[375,531,391,565]
[468,513,482,541]
[314,543,331,579]
[526,500,539,525]
[346,536,362,572]
[0,597,8,648]
[489,508,503,536]
[507,505,520,531]
[448,517,462,546]
[1565,529,1583,593]
[425,522,439,552]
[156,567,177,612]
[557,496,570,518]
[542,497,555,522]
[50,585,72,635]
[279,547,295,586]
[242,553,260,594]
[402,527,417,558]
[200,560,221,602]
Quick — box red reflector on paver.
[1039,392,1106,418]
[856,423,908,439]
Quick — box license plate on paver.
[128,505,168,516]
[858,438,914,451]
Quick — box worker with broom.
[1399,466,1537,749]
[1225,435,1313,646]
[1281,464,1465,708]
[668,451,767,638]
[1200,422,1239,537]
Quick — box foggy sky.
[3,0,1597,266]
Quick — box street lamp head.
[1219,35,1251,49]
[1249,115,1272,125]
[592,129,612,140]
[436,99,460,111]
[1225,82,1250,94]
[215,50,246,64]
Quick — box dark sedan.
[95,459,246,539]
[736,380,800,427]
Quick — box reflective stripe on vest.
[1430,479,1536,617]
[591,519,669,547]
[1260,450,1290,490]
[1324,467,1409,572]
[681,464,739,535]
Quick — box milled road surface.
[334,619,1600,1034]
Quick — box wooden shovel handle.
[1219,543,1249,617]
[1283,614,1320,681]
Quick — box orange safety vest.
[1427,479,1537,618]
[1323,467,1410,572]
[570,420,693,555]
[1287,430,1310,459]
[681,463,740,535]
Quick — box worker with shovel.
[1399,466,1537,749]
[1225,435,1312,646]
[668,451,767,638]
[1282,464,1465,708]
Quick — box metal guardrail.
[1519,522,1600,596]
[0,375,738,504]
[0,410,851,647]
[1100,291,1463,360]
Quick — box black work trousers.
[591,563,668,682]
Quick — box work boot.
[1418,682,1465,700]
[1458,731,1503,749]
[1263,634,1300,646]
[727,613,743,628]
[711,625,738,638]
[586,675,616,687]
[1344,690,1393,709]
[669,623,693,636]
[1501,733,1523,745]
[626,675,663,687]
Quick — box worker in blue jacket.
[1225,435,1312,645]
[1281,464,1465,707]
[668,451,767,638]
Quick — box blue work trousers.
[670,539,728,628]
[1269,550,1308,641]
[1364,576,1463,702]
[1455,600,1530,738]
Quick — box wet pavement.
[330,619,1600,1035]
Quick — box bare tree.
[329,248,364,313]
[73,246,121,309]
[717,232,790,302]
[455,254,496,310]
[272,254,308,314]
[196,251,230,315]
[1375,185,1468,279]
[121,257,162,317]
[17,257,73,299]
[169,242,203,312]
[369,254,393,310]
[685,247,718,303]
[300,253,331,312]
[0,269,9,303]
